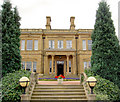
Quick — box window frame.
[49,40,54,49]
[21,40,25,50]
[69,61,71,73]
[82,40,86,50]
[33,62,37,72]
[34,40,38,50]
[49,60,52,73]
[84,62,87,70]
[27,40,33,51]
[66,40,72,49]
[26,61,32,71]
[58,40,63,49]
[88,40,92,50]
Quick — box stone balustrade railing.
[80,72,96,100]
[21,72,39,101]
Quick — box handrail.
[26,72,38,99]
[80,72,91,99]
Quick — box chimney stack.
[70,16,75,30]
[46,16,51,29]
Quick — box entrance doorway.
[57,61,64,76]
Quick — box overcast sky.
[0,0,119,36]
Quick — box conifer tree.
[13,7,21,71]
[91,1,120,88]
[0,10,2,78]
[2,0,21,76]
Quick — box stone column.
[67,55,69,74]
[52,55,54,74]
[64,60,66,76]
[44,55,48,75]
[73,55,76,75]
[55,61,57,75]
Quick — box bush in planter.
[85,69,120,100]
[58,77,62,79]
[2,70,31,102]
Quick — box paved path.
[38,81,80,85]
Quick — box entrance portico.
[44,53,77,76]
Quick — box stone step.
[32,92,86,96]
[31,95,87,99]
[30,99,87,102]
[35,84,82,86]
[34,87,84,90]
[35,86,83,89]
[33,89,85,92]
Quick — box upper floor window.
[82,40,86,50]
[21,40,25,50]
[27,40,33,50]
[88,40,92,50]
[66,40,72,48]
[34,40,38,50]
[49,40,54,49]
[58,40,63,49]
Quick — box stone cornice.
[45,48,76,52]
[20,29,93,35]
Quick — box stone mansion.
[20,16,92,78]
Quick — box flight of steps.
[30,84,87,101]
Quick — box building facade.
[20,16,92,78]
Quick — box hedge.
[85,69,120,100]
[2,70,31,102]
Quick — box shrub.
[85,69,120,100]
[2,70,31,102]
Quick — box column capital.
[51,55,55,57]
[45,55,48,57]
[72,55,75,57]
[66,55,70,57]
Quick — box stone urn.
[57,78,63,84]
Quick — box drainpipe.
[75,36,78,75]
[42,36,45,74]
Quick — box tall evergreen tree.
[91,1,120,88]
[0,10,2,78]
[2,0,21,76]
[13,7,21,71]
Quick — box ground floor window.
[49,61,52,73]
[22,61,25,69]
[84,61,91,70]
[26,62,32,71]
[88,61,91,68]
[66,61,67,72]
[69,61,71,73]
[22,61,37,72]
[33,62,37,72]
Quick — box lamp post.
[19,77,30,94]
[87,77,97,94]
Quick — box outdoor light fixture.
[19,77,30,94]
[87,77,97,94]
